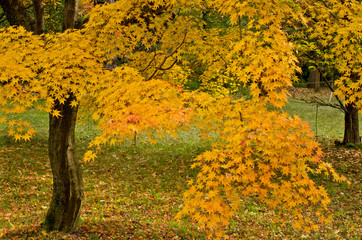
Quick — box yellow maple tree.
[293,0,362,144]
[0,0,351,237]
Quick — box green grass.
[284,88,362,143]
[283,98,347,141]
[0,98,361,239]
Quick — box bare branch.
[318,68,347,113]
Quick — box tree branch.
[292,96,345,112]
[219,54,228,68]
[317,67,347,113]
[140,50,158,72]
[0,12,6,20]
[146,24,189,81]
[159,59,177,71]
[303,51,347,113]
[0,13,8,25]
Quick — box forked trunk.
[43,96,84,232]
[343,104,360,144]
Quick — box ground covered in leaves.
[0,88,361,239]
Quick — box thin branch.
[160,58,177,71]
[318,68,347,112]
[0,18,8,25]
[145,30,187,80]
[316,100,344,111]
[146,18,190,81]
[219,54,228,68]
[140,50,158,72]
[238,16,242,40]
[303,52,347,112]
[292,96,345,112]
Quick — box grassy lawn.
[0,88,361,239]
[283,98,345,141]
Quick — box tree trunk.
[307,69,321,92]
[42,0,84,232]
[32,0,45,34]
[343,103,360,144]
[63,0,79,30]
[43,96,84,232]
[0,0,35,31]
[1,0,84,233]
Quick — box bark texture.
[307,69,321,92]
[32,0,45,34]
[1,0,84,233]
[0,0,35,31]
[43,96,83,232]
[343,103,361,144]
[63,0,79,30]
[43,0,84,232]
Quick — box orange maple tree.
[0,0,353,237]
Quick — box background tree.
[293,0,362,144]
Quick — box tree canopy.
[0,0,358,238]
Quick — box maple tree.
[0,0,88,232]
[0,0,352,238]
[293,0,362,144]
